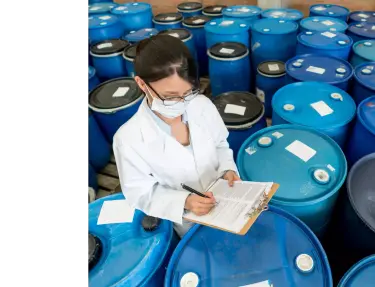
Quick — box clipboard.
[183,183,279,236]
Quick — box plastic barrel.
[272,82,356,148]
[158,28,197,60]
[89,0,113,4]
[208,42,251,96]
[309,4,350,22]
[285,54,354,91]
[110,2,153,35]
[89,66,101,92]
[297,31,353,60]
[204,18,250,49]
[89,14,124,44]
[89,110,111,172]
[177,2,203,18]
[212,92,266,159]
[202,5,226,19]
[89,164,98,192]
[89,77,144,142]
[89,193,179,287]
[346,23,375,44]
[89,2,118,16]
[123,28,158,43]
[300,17,348,33]
[256,61,286,118]
[348,11,375,24]
[350,40,375,68]
[222,5,262,26]
[251,19,299,71]
[90,39,129,81]
[237,124,347,236]
[346,96,375,166]
[123,44,136,78]
[153,13,183,32]
[261,8,304,22]
[183,15,211,77]
[338,255,375,287]
[165,206,333,287]
[352,62,375,105]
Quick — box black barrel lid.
[257,60,286,76]
[183,15,211,26]
[153,12,183,23]
[159,28,191,41]
[89,78,143,110]
[209,42,248,59]
[203,5,227,15]
[89,234,102,271]
[177,2,202,11]
[213,92,263,125]
[123,44,137,59]
[142,216,161,231]
[90,39,130,55]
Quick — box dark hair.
[134,34,198,87]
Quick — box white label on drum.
[239,280,272,287]
[372,25,375,30]
[286,140,317,162]
[272,11,284,16]
[165,16,176,21]
[311,101,334,117]
[238,7,250,13]
[314,6,326,11]
[220,20,234,26]
[145,28,152,31]
[90,6,101,11]
[272,131,284,139]
[306,66,326,74]
[169,33,180,38]
[256,87,265,103]
[99,15,111,20]
[97,42,113,49]
[98,199,135,225]
[268,64,280,71]
[219,48,235,54]
[193,19,205,24]
[321,31,337,38]
[327,164,335,172]
[213,7,222,11]
[116,6,126,11]
[322,20,335,26]
[224,104,246,115]
[296,59,304,63]
[112,87,129,98]
[358,13,370,18]
[245,146,257,155]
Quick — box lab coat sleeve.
[113,143,190,225]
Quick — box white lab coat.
[113,95,238,237]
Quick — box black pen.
[181,183,210,198]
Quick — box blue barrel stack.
[222,5,262,25]
[309,4,350,22]
[261,8,304,22]
[350,40,375,67]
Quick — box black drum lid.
[90,39,130,55]
[124,44,137,59]
[159,28,191,41]
[177,2,202,11]
[257,60,286,76]
[89,234,102,270]
[203,5,227,15]
[209,42,248,59]
[153,13,183,23]
[183,15,211,26]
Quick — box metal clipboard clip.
[245,191,270,218]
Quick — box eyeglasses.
[145,81,199,106]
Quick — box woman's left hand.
[223,170,241,187]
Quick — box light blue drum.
[297,31,353,60]
[261,8,304,22]
[346,23,375,44]
[339,255,375,287]
[158,28,197,60]
[123,28,158,43]
[285,54,354,91]
[352,62,375,105]
[350,40,375,67]
[251,19,299,71]
[110,2,153,35]
[309,4,350,22]
[272,82,356,148]
[208,42,251,96]
[89,77,144,142]
[89,2,117,16]
[349,11,375,24]
[89,66,101,92]
[222,5,262,25]
[202,5,226,19]
[152,13,183,32]
[89,14,124,44]
[300,17,348,33]
[177,2,202,18]
[89,193,179,287]
[122,44,136,77]
[237,124,347,237]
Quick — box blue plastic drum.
[205,18,250,49]
[177,2,202,18]
[352,62,375,105]
[222,5,262,25]
[89,66,101,92]
[285,54,354,91]
[256,60,286,117]
[346,96,375,166]
[89,2,117,16]
[153,13,183,32]
[89,0,113,4]
[251,19,299,71]
[110,2,153,35]
[89,164,98,192]
[349,11,375,24]
[90,39,129,81]
[89,78,144,142]
[158,29,197,60]
[261,8,304,22]
[202,5,226,19]
[237,124,347,236]
[350,40,375,67]
[300,17,348,33]
[165,206,333,287]
[123,44,137,77]
[89,110,111,171]
[272,82,356,147]
[208,42,251,96]
[89,14,124,44]
[339,255,375,287]
[297,31,353,60]
[89,193,179,287]
[309,4,350,22]
[346,23,375,44]
[212,92,266,159]
[123,28,158,43]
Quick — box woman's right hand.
[184,192,216,216]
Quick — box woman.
[113,35,240,237]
